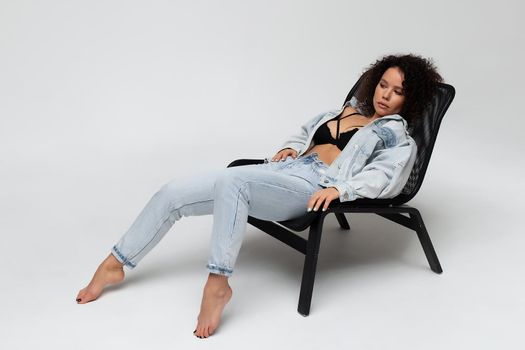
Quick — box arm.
[331,135,417,202]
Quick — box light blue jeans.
[111,153,330,277]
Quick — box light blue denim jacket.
[268,98,418,203]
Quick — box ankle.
[102,254,124,270]
[204,274,230,294]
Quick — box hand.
[271,148,298,162]
[307,187,339,212]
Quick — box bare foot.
[193,274,233,338]
[76,253,125,304]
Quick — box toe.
[78,290,96,304]
[76,289,86,303]
[194,326,202,338]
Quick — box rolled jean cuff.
[206,263,233,277]
[111,246,137,269]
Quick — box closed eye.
[380,79,404,95]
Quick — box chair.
[226,77,456,316]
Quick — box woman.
[76,53,443,338]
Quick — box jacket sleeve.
[330,132,418,202]
[276,111,327,154]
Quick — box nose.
[382,89,392,101]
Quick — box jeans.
[111,152,330,277]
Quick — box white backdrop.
[1,0,524,349]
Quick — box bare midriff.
[302,106,376,166]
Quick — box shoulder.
[372,115,411,148]
[343,96,365,115]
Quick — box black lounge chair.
[227,77,456,316]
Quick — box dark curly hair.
[355,54,443,125]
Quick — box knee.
[154,179,183,208]
[158,179,179,196]
[214,170,249,196]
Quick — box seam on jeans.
[127,198,213,262]
[225,179,312,267]
[280,160,325,186]
[247,179,313,196]
[230,179,313,243]
[225,183,246,267]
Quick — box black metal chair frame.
[227,78,455,316]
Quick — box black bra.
[312,112,363,151]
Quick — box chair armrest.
[227,158,265,168]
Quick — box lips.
[377,102,389,109]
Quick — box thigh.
[160,157,320,221]
[157,163,279,217]
[216,162,317,222]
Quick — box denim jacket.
[269,98,418,203]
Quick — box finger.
[307,194,319,212]
[313,196,326,211]
[312,197,320,211]
[322,198,332,211]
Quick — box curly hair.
[355,54,443,125]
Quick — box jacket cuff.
[331,182,356,202]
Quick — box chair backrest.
[343,76,456,205]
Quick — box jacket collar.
[335,102,409,133]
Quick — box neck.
[369,113,381,121]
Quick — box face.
[372,66,405,117]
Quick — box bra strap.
[339,112,362,120]
[336,112,363,139]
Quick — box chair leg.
[334,212,350,230]
[297,215,326,316]
[409,209,443,274]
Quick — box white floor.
[1,156,523,349]
[1,1,524,349]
